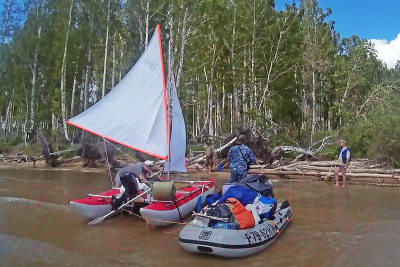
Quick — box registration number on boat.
[244,224,275,245]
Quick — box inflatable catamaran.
[67,25,215,226]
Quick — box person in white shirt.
[334,140,350,187]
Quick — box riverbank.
[1,167,399,267]
[2,160,400,188]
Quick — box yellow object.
[152,182,176,201]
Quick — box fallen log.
[248,169,400,180]
[271,146,314,156]
[298,165,400,174]
[271,162,306,171]
[186,137,237,165]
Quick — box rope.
[103,137,114,187]
[120,206,195,227]
[103,138,161,178]
[174,200,184,223]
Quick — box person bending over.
[114,161,153,189]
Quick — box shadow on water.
[0,168,399,267]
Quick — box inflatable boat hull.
[69,189,148,220]
[140,179,215,227]
[179,202,292,258]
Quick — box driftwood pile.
[0,153,36,164]
[188,127,400,187]
[187,127,279,166]
[248,159,400,187]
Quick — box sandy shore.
[0,160,210,175]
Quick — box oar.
[196,184,205,212]
[87,189,151,226]
[87,194,112,198]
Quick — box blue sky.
[275,0,400,40]
[276,0,400,68]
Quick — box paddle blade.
[218,163,222,172]
[196,196,203,213]
[87,216,105,226]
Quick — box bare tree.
[60,0,74,141]
[101,0,111,99]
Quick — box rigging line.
[102,137,114,187]
[103,138,160,177]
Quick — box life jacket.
[337,147,352,164]
[225,198,255,229]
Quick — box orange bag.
[226,198,255,229]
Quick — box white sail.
[164,76,187,172]
[67,25,169,159]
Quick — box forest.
[1,0,400,164]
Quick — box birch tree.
[59,0,74,141]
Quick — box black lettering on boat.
[254,231,262,242]
[259,228,267,239]
[245,233,254,245]
[199,230,212,240]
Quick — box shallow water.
[0,167,399,267]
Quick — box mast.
[167,40,173,181]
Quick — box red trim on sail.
[157,24,170,151]
[66,120,167,160]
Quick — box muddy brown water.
[0,167,399,267]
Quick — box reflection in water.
[0,168,399,267]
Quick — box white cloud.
[370,33,400,69]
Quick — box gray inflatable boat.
[179,202,292,258]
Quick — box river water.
[0,167,399,267]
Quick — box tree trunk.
[134,11,144,50]
[144,0,150,49]
[208,44,217,136]
[101,0,111,99]
[60,0,74,142]
[69,64,78,119]
[311,69,316,144]
[79,68,85,113]
[230,94,233,133]
[250,0,256,121]
[258,13,287,113]
[2,99,12,137]
[29,26,41,133]
[83,46,92,111]
[168,1,174,86]
[231,2,238,126]
[175,5,189,91]
[112,33,116,88]
[119,47,124,81]
[243,49,247,124]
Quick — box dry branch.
[186,137,238,165]
[248,169,400,181]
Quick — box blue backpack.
[338,147,352,164]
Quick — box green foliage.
[0,0,399,165]
[341,97,400,166]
